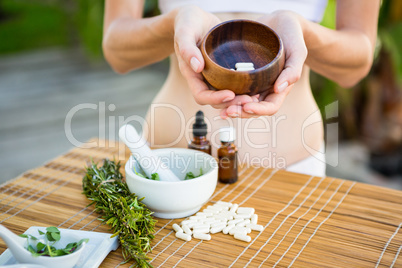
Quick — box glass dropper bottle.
[188,110,211,155]
[218,126,238,184]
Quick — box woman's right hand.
[174,6,257,110]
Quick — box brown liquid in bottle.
[218,127,238,184]
[188,136,212,155]
[188,111,211,155]
[218,141,238,184]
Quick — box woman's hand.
[221,11,308,118]
[174,6,257,108]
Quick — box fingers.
[175,30,235,105]
[220,104,259,119]
[220,105,241,119]
[243,85,293,116]
[274,41,307,94]
[174,27,204,73]
[211,94,257,109]
[185,73,235,105]
[218,93,261,118]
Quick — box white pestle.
[119,124,181,182]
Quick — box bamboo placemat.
[0,139,401,267]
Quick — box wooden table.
[1,139,401,267]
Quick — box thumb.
[175,29,204,73]
[274,46,307,93]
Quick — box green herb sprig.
[133,166,203,181]
[184,168,204,180]
[133,166,160,181]
[20,227,88,257]
[82,159,156,268]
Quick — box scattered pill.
[174,201,260,244]
[193,226,210,234]
[219,212,235,219]
[182,219,197,225]
[223,211,236,216]
[193,232,211,240]
[172,223,183,233]
[203,209,218,214]
[237,207,255,215]
[230,226,249,235]
[213,215,229,221]
[211,222,226,229]
[251,214,258,225]
[203,218,219,224]
[213,204,230,210]
[236,219,251,227]
[207,205,223,212]
[197,212,213,217]
[192,223,210,229]
[186,222,197,228]
[190,215,206,220]
[217,201,232,206]
[234,214,252,219]
[229,227,239,235]
[223,224,236,234]
[230,204,239,213]
[236,226,250,232]
[235,212,253,219]
[234,229,248,236]
[176,231,191,241]
[228,218,243,225]
[182,224,192,235]
[210,226,225,234]
[234,233,252,242]
[246,224,263,232]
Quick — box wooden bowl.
[200,20,285,95]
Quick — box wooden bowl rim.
[201,19,284,75]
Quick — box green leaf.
[77,238,89,246]
[38,230,45,235]
[51,233,60,241]
[19,234,28,238]
[36,242,46,252]
[27,245,36,254]
[184,172,195,180]
[28,234,38,241]
[64,242,76,251]
[46,227,60,233]
[133,166,146,178]
[184,169,203,180]
[150,173,160,181]
[54,249,68,256]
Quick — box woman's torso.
[144,12,324,169]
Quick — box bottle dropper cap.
[193,110,207,137]
[220,127,236,142]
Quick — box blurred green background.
[0,0,401,183]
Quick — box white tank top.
[159,0,328,22]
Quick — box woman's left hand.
[221,11,308,119]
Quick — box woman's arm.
[223,0,380,118]
[103,2,245,105]
[302,0,380,88]
[102,0,177,74]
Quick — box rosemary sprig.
[82,159,156,268]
